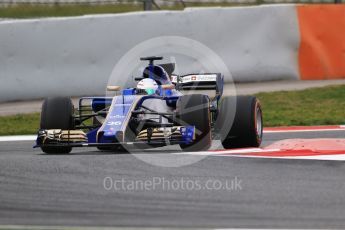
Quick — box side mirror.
[107,86,121,91]
[161,84,175,90]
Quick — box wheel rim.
[256,106,263,138]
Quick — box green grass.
[0,2,253,19]
[0,85,344,135]
[0,1,343,19]
[256,85,345,127]
[0,4,143,18]
[0,113,40,136]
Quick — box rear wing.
[171,73,224,98]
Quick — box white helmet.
[137,78,158,95]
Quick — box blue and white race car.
[35,56,263,153]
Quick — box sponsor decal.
[111,114,125,119]
[194,74,217,81]
[181,74,217,83]
[107,121,122,126]
[171,74,217,84]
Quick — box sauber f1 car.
[35,56,263,153]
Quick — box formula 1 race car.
[35,56,263,154]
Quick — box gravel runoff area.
[1,79,345,116]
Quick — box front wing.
[34,126,196,149]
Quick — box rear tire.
[40,97,74,154]
[218,96,263,149]
[176,94,211,151]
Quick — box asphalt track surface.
[0,131,345,228]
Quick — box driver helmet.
[137,78,158,95]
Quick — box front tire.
[40,97,74,154]
[218,96,263,149]
[176,94,211,151]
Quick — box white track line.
[210,148,281,154]
[214,153,345,161]
[180,148,345,161]
[174,148,282,156]
[175,151,345,161]
[264,128,345,133]
[0,135,36,142]
[0,226,158,230]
